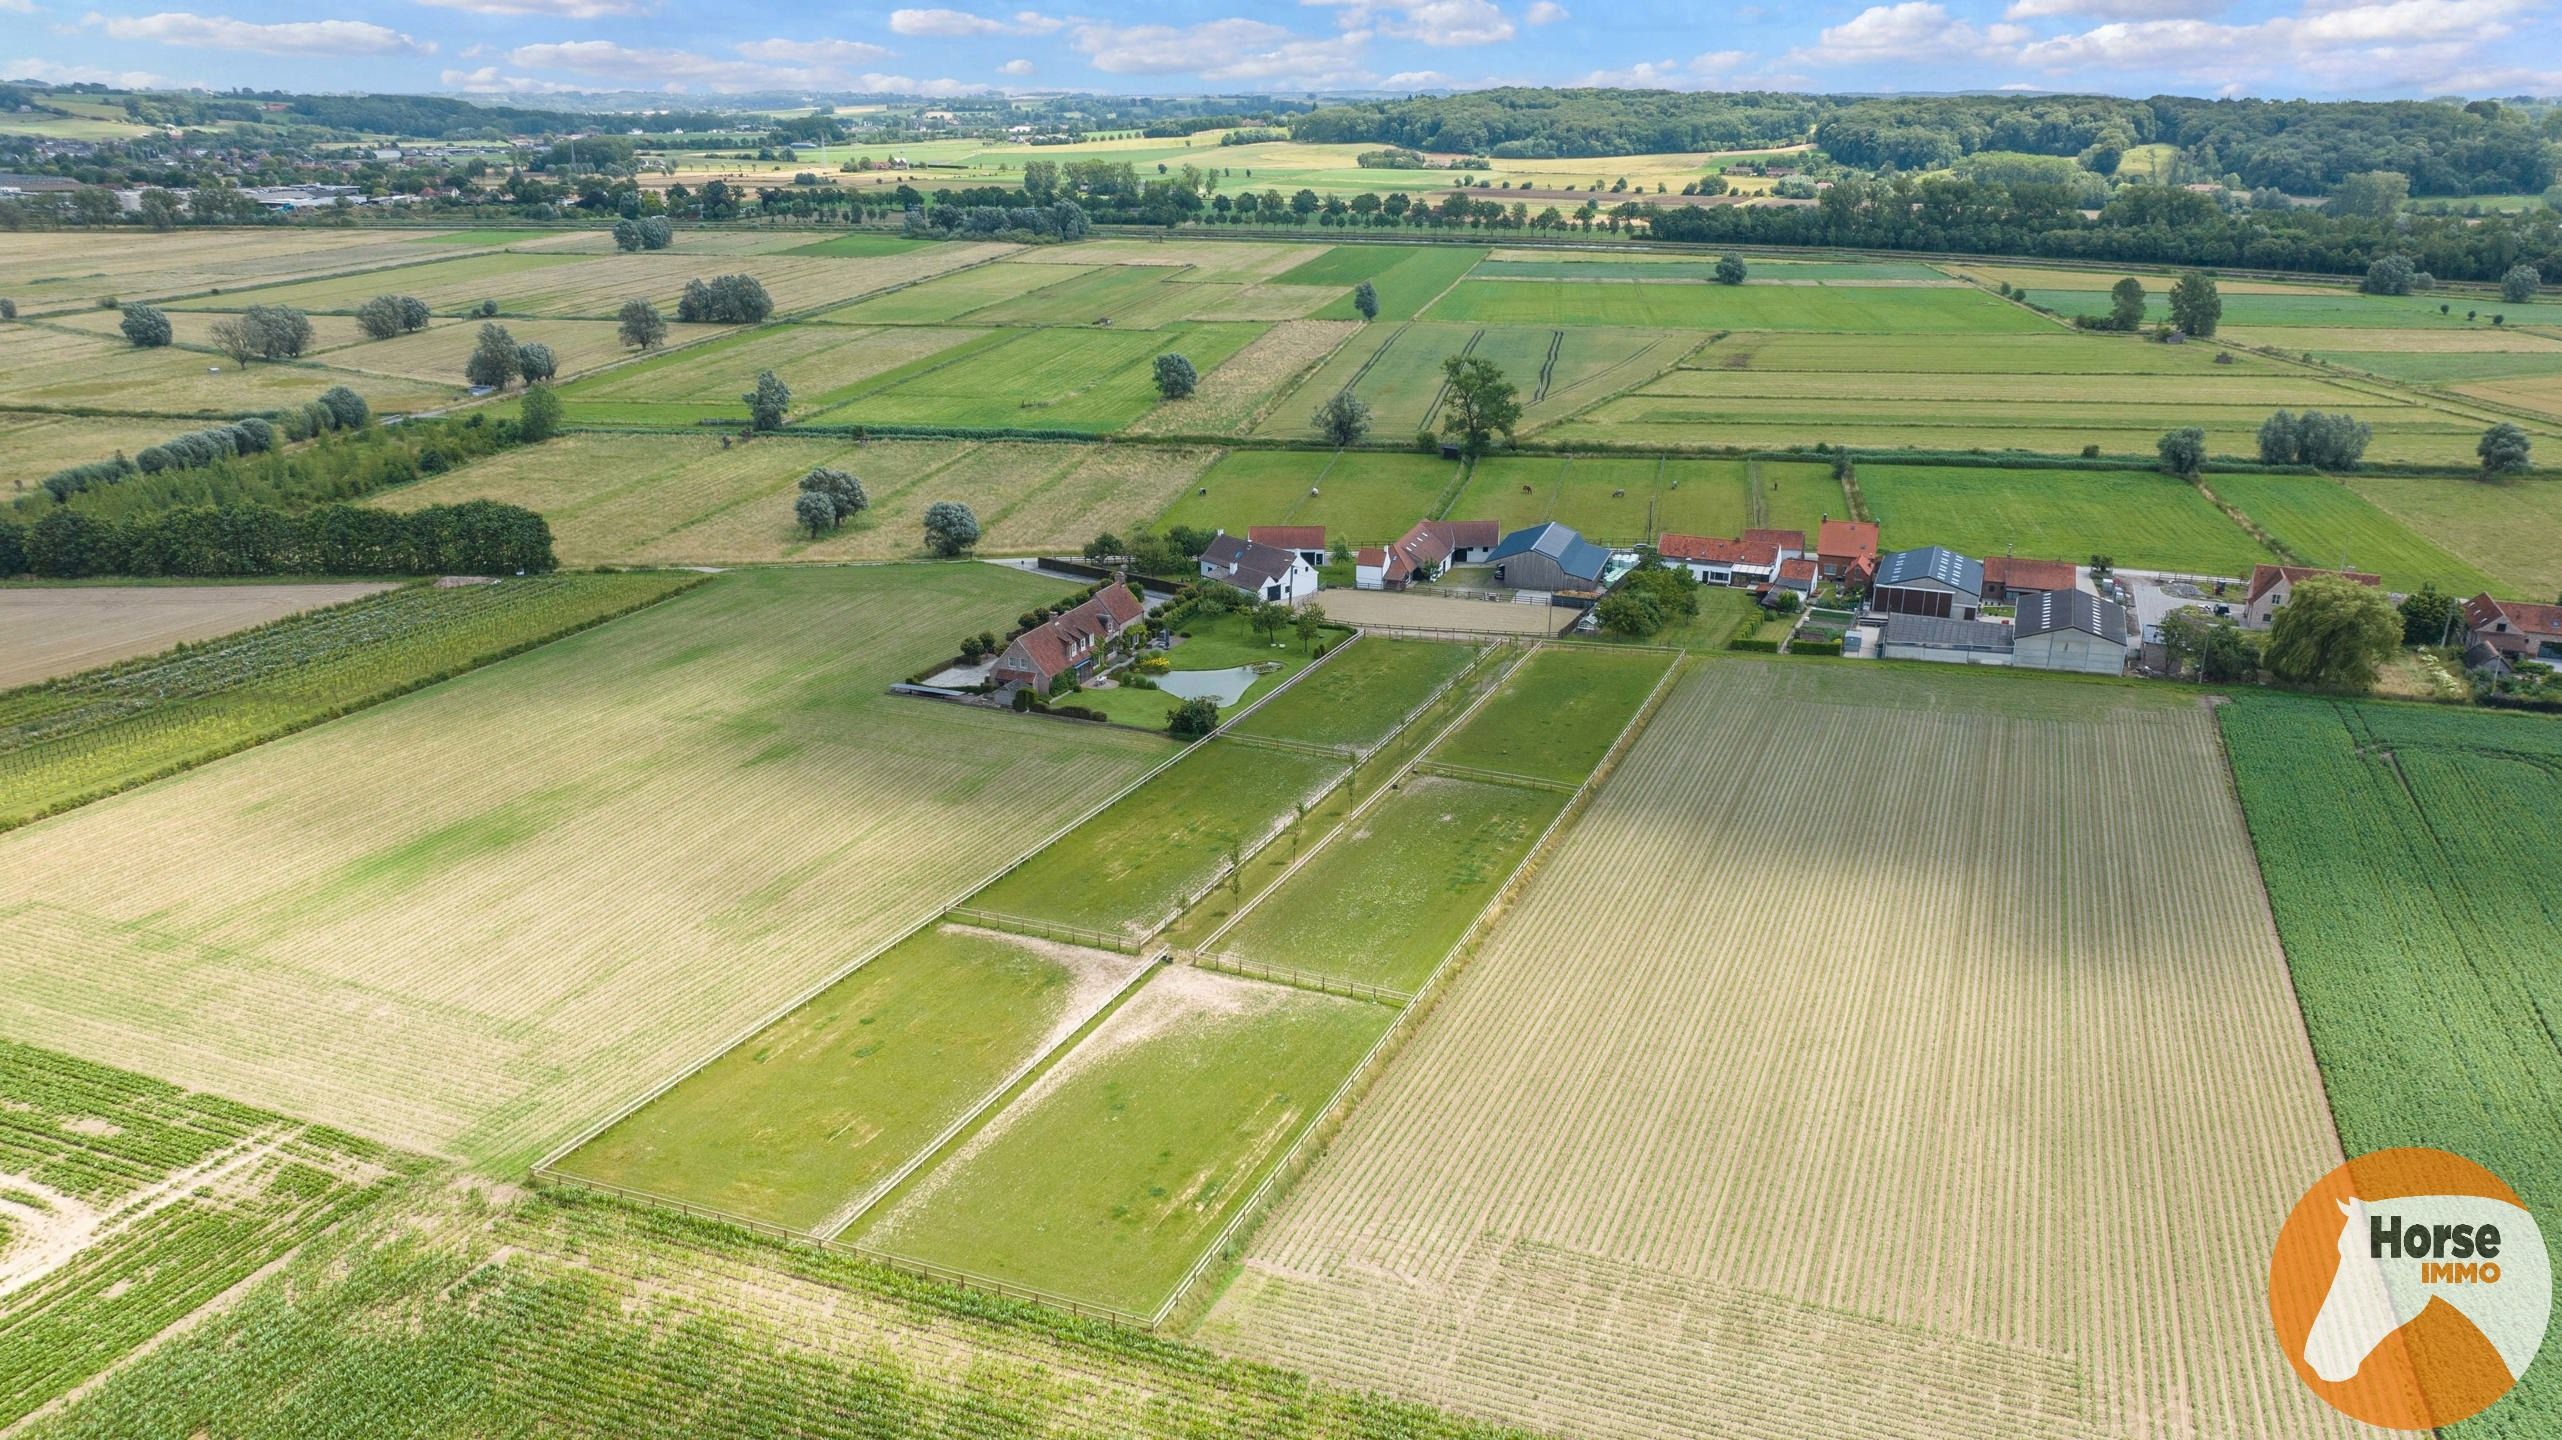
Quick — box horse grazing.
[2303,1195,2547,1386]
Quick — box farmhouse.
[2012,588,2129,674]
[1744,528,1807,560]
[1657,533,1781,586]
[1879,614,2014,664]
[1200,532,1319,604]
[1981,556,2079,604]
[1870,546,1985,621]
[1356,519,1499,590]
[1816,519,1879,583]
[2240,564,2381,629]
[1249,526,1328,570]
[1774,556,1817,597]
[990,583,1145,691]
[2459,594,2562,663]
[1489,522,1611,593]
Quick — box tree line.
[0,499,555,580]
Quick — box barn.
[1870,547,1984,621]
[2012,589,2129,674]
[1490,522,1610,593]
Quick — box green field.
[1476,258,1946,282]
[968,738,1347,939]
[851,965,1395,1315]
[2221,697,2562,1433]
[2025,287,2562,330]
[557,322,981,423]
[1231,636,1478,752]
[1451,456,1839,545]
[781,233,935,257]
[1428,645,1670,785]
[815,261,1094,325]
[163,250,589,315]
[2208,471,2499,593]
[1153,449,1460,542]
[554,924,1147,1232]
[1215,775,1563,994]
[0,574,701,830]
[1307,246,1484,321]
[2345,472,2562,595]
[1860,464,2270,576]
[1428,278,2049,332]
[824,322,1263,432]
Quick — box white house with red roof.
[1355,518,1500,590]
[1657,532,1782,586]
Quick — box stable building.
[2013,588,2129,674]
[1880,614,2015,665]
[1248,525,1328,570]
[1489,522,1611,593]
[1356,518,1499,590]
[1981,556,2079,604]
[1199,532,1318,604]
[1870,547,1985,621]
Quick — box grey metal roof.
[2014,588,2128,644]
[1874,546,1985,598]
[1490,522,1609,583]
[1882,614,2014,651]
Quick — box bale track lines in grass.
[557,322,973,424]
[161,250,588,315]
[0,230,459,314]
[815,258,1095,325]
[2208,471,2498,593]
[1427,278,2050,332]
[0,573,697,831]
[1476,257,1948,282]
[1859,464,2269,576]
[1154,449,1459,543]
[45,305,374,355]
[0,582,397,689]
[1426,646,1670,786]
[0,566,1165,1169]
[1019,240,1320,285]
[955,264,1206,329]
[1233,638,1477,753]
[2225,325,2562,355]
[2026,288,2562,330]
[2221,697,2562,1436]
[1206,662,2363,1440]
[850,964,1395,1315]
[1689,331,2288,375]
[318,317,643,388]
[779,233,936,258]
[2344,473,2562,594]
[1312,247,1484,321]
[968,739,1347,940]
[2309,349,2562,385]
[2452,369,2562,422]
[555,923,1148,1234]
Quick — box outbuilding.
[1489,522,1610,593]
[2012,588,2129,674]
[1879,614,2014,665]
[1871,546,1985,621]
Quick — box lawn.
[1216,775,1563,994]
[1231,636,1478,752]
[968,738,1348,939]
[1601,584,1762,652]
[1153,449,1460,542]
[850,965,1394,1315]
[1427,645,1671,785]
[2345,472,2562,595]
[553,923,1147,1233]
[1070,609,1326,731]
[1859,464,2270,576]
[2208,471,2500,594]
[1427,278,2050,332]
[1309,246,1484,321]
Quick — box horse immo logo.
[2270,1147,2552,1430]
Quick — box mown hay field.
[2208,471,2502,593]
[816,321,1265,433]
[2344,472,2562,594]
[0,566,1167,1169]
[1859,464,2271,576]
[374,433,1217,564]
[0,580,395,688]
[1425,645,1670,785]
[1292,245,1484,321]
[1231,636,1479,753]
[0,326,456,417]
[1154,449,1460,543]
[1427,276,2050,332]
[1,411,252,490]
[1203,660,2363,1440]
[556,321,972,424]
[1253,321,1687,441]
[0,229,476,314]
[1127,318,1360,436]
[319,316,656,388]
[1452,455,1839,544]
[2023,287,2562,331]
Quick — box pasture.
[2344,472,2562,594]
[1289,245,1483,321]
[0,580,395,688]
[1154,448,1460,542]
[1452,456,1840,543]
[1232,637,1480,753]
[820,321,1264,433]
[1427,645,1669,786]
[0,566,1166,1169]
[1859,464,2270,576]
[1427,277,2048,332]
[1254,321,1688,441]
[1203,661,2364,1440]
[2,411,264,491]
[2208,471,2500,593]
[0,229,466,315]
[555,322,969,424]
[0,326,457,418]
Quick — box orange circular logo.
[2269,1147,2550,1429]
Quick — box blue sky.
[5,0,2556,102]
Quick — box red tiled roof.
[1355,546,1387,567]
[1250,525,1326,550]
[1778,557,1817,581]
[2465,592,2562,636]
[1982,556,2077,593]
[1658,532,1780,566]
[1817,519,1879,560]
[2246,564,2381,605]
[1002,582,1143,683]
[1743,528,1806,553]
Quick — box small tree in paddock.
[465,323,521,389]
[1153,352,1198,399]
[743,370,790,431]
[119,303,172,348]
[1313,389,1371,445]
[515,342,558,385]
[1352,280,1379,319]
[795,490,837,538]
[1168,695,1220,739]
[617,298,667,351]
[1714,253,1747,285]
[2168,270,2221,336]
[1439,354,1522,457]
[2500,264,2540,304]
[798,466,868,526]
[922,500,981,556]
[2157,426,2207,478]
[2107,277,2146,331]
[519,384,562,443]
[2478,422,2532,476]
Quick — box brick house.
[990,583,1145,691]
[2242,565,2381,630]
[2461,594,2562,663]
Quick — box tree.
[354,295,406,341]
[743,370,790,431]
[617,298,667,350]
[639,216,673,250]
[0,299,15,320]
[119,304,172,348]
[2326,170,2409,220]
[515,342,558,385]
[317,385,369,430]
[2363,254,2421,296]
[1293,602,1327,653]
[2478,422,2533,476]
[798,466,867,526]
[1714,253,1747,285]
[1352,280,1379,319]
[2168,271,2220,336]
[466,322,522,389]
[519,384,562,443]
[1313,389,1371,445]
[2264,574,2400,690]
[1249,600,1290,647]
[208,316,261,366]
[612,217,643,252]
[1438,354,1522,457]
[1153,352,1198,399]
[1168,695,1220,740]
[2160,608,2258,681]
[136,188,183,231]
[2106,277,2146,331]
[396,296,431,333]
[242,305,313,359]
[2256,409,2299,465]
[2157,426,2206,477]
[1594,587,1666,637]
[2399,584,2460,646]
[922,500,981,556]
[2501,264,2541,304]
[678,274,772,324]
[795,490,836,538]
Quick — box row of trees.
[0,499,554,579]
[35,387,368,502]
[464,323,557,390]
[2163,418,2531,476]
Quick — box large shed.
[1489,522,1610,593]
[1871,546,1984,621]
[1880,614,2014,665]
[2013,589,2129,674]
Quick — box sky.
[4,0,2558,103]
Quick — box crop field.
[1427,277,2049,332]
[812,259,1089,325]
[2208,471,2500,593]
[850,965,1395,1314]
[1232,637,1479,753]
[0,581,397,688]
[556,923,1149,1233]
[1427,645,1669,785]
[0,326,457,418]
[823,321,1264,432]
[0,567,1166,1169]
[1859,464,2270,576]
[2220,696,2562,1434]
[0,229,469,315]
[0,574,697,829]
[2345,472,2562,594]
[1203,661,2364,1440]
[375,433,1214,563]
[0,1040,417,1427]
[968,738,1347,939]
[1153,448,1460,542]
[555,322,967,423]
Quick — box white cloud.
[94,11,433,56]
[0,0,41,14]
[1577,49,1762,87]
[508,38,983,93]
[1525,0,1567,21]
[2012,0,2538,89]
[440,65,578,93]
[2005,0,2220,16]
[997,57,1034,74]
[1793,3,1994,63]
[888,8,1061,36]
[1304,0,1514,46]
[1070,18,1374,86]
[3,55,168,85]
[733,38,893,65]
[413,0,649,17]
[1383,68,1454,85]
